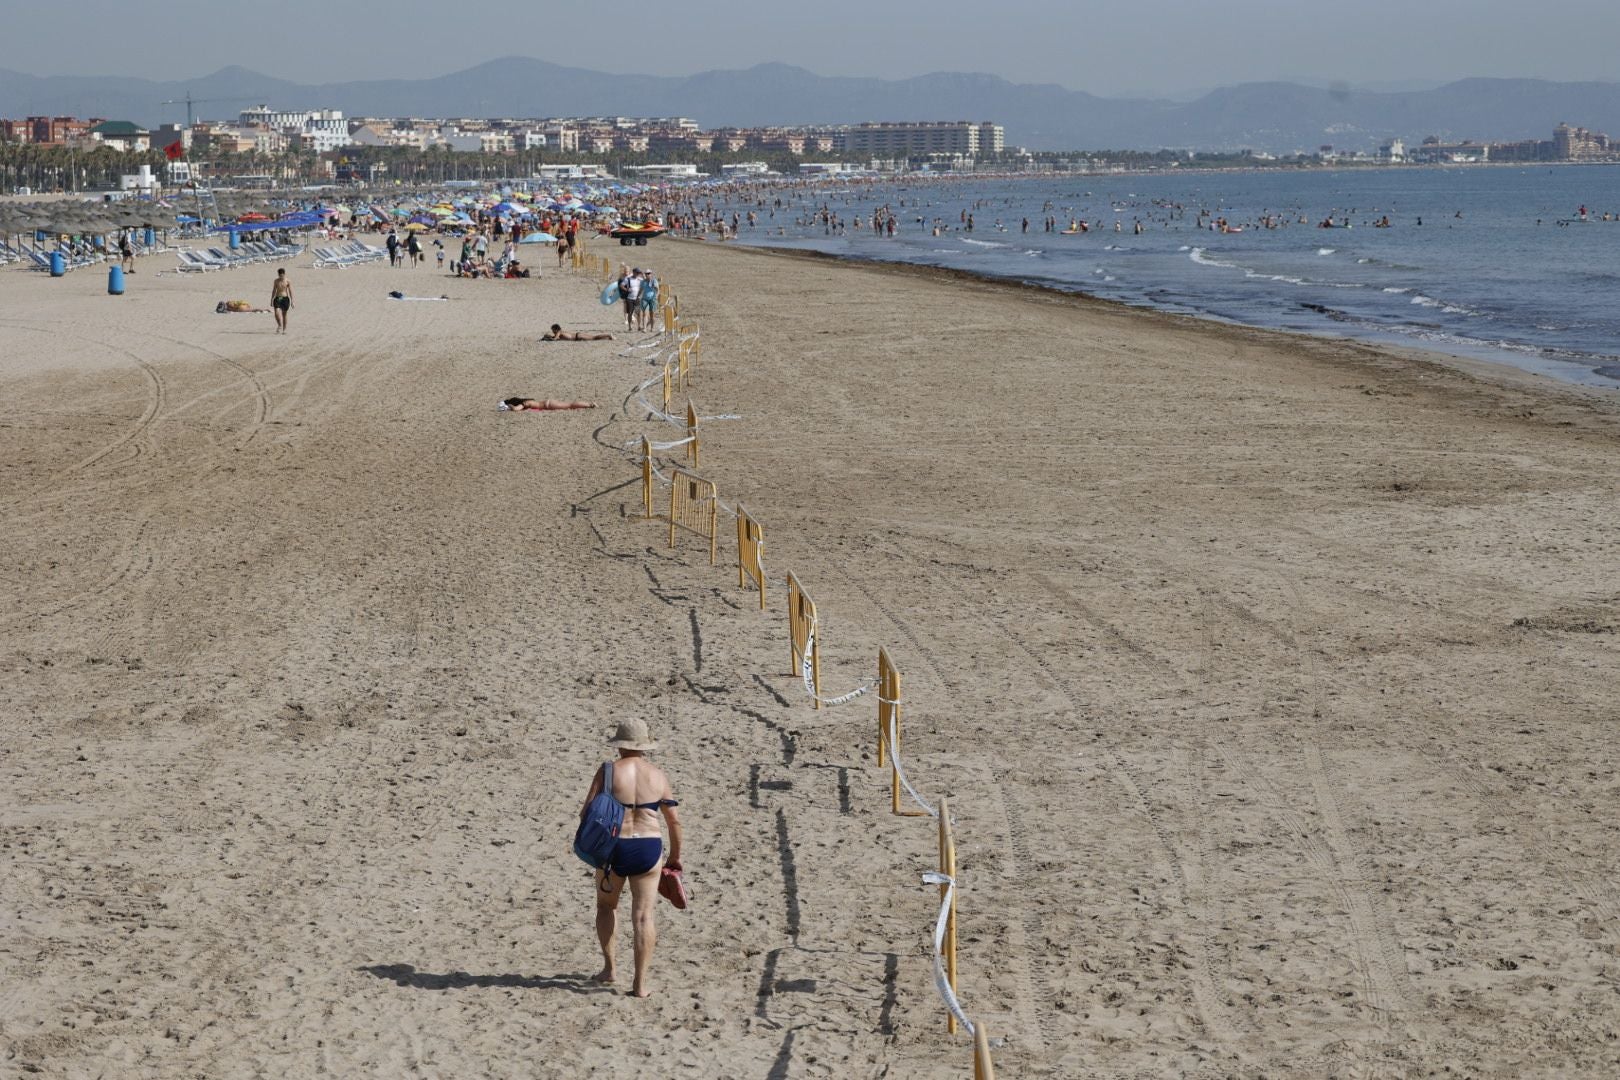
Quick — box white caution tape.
[920,871,976,1036]
[618,335,669,354]
[646,435,695,452]
[887,713,938,819]
[799,622,877,707]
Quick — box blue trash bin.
[49,251,65,277]
[143,227,155,247]
[229,231,240,250]
[108,266,125,295]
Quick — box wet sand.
[2,234,1619,1078]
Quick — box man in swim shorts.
[580,718,683,997]
[270,268,293,334]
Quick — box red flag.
[163,141,184,161]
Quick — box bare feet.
[630,983,651,998]
[590,966,614,985]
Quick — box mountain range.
[3,60,1618,154]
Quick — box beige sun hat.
[608,717,658,752]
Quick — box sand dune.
[2,236,1619,1078]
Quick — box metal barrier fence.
[736,505,766,609]
[786,572,822,708]
[638,436,655,519]
[613,278,997,1077]
[877,648,925,817]
[679,333,700,385]
[685,402,701,467]
[668,467,719,565]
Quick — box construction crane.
[159,93,255,128]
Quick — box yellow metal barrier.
[736,505,766,609]
[638,436,654,519]
[601,257,612,282]
[938,796,960,1034]
[877,649,925,816]
[668,468,718,565]
[661,301,675,334]
[786,572,821,709]
[662,358,675,413]
[678,336,695,386]
[685,401,700,467]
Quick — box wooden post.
[973,1024,995,1079]
[938,797,959,1034]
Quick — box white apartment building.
[238,106,352,153]
[842,121,1004,158]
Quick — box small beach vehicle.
[610,222,665,246]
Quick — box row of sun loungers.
[174,239,306,274]
[311,241,388,268]
[5,241,107,272]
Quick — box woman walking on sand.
[580,718,683,997]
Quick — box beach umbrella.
[517,231,558,244]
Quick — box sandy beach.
[3,234,1619,1078]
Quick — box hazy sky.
[11,0,1620,97]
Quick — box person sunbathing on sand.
[542,324,615,341]
[501,396,598,411]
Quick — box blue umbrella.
[517,231,558,244]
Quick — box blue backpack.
[573,762,624,869]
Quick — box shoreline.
[684,236,1620,415]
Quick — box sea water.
[715,165,1620,389]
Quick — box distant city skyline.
[8,0,1620,100]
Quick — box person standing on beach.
[270,268,293,334]
[621,268,643,332]
[581,718,683,998]
[385,228,399,268]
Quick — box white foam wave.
[1188,247,1235,269]
[960,237,1010,249]
[1317,247,1336,255]
[1382,286,1411,294]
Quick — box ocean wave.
[1188,247,1235,269]
[1411,294,1481,316]
[1382,286,1411,294]
[1317,247,1336,255]
[960,237,1011,249]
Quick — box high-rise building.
[843,121,1004,158]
